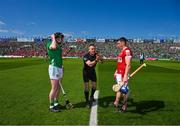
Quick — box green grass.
[0,58,89,125]
[0,58,180,125]
[98,60,180,125]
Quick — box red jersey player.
[114,37,133,112]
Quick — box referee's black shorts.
[83,68,97,83]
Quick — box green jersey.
[47,41,62,68]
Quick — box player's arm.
[49,34,57,49]
[123,54,132,82]
[114,70,117,79]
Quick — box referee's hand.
[96,54,102,61]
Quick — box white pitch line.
[89,90,99,126]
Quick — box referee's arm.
[86,60,97,67]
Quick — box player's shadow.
[129,100,165,115]
[58,101,87,110]
[98,96,165,115]
[73,99,98,108]
[98,96,115,108]
[73,101,89,108]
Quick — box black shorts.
[83,68,97,83]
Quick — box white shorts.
[116,74,129,92]
[116,73,129,84]
[116,74,123,84]
[48,65,63,80]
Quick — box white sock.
[54,103,59,106]
[49,105,54,109]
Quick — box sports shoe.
[54,103,63,109]
[49,106,60,112]
[118,104,127,112]
[113,101,119,108]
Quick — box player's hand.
[51,34,56,42]
[50,34,57,49]
[119,81,124,87]
[123,74,128,82]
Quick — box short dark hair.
[89,44,95,47]
[54,32,64,39]
[117,37,127,44]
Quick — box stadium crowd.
[0,38,180,60]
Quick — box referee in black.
[83,44,101,108]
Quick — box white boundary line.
[89,90,99,126]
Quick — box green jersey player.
[47,32,64,112]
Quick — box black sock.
[91,88,96,98]
[84,90,89,102]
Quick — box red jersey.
[117,47,132,76]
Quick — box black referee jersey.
[83,53,97,82]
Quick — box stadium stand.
[0,37,180,60]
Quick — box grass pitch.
[0,58,89,125]
[98,60,180,125]
[0,58,180,125]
